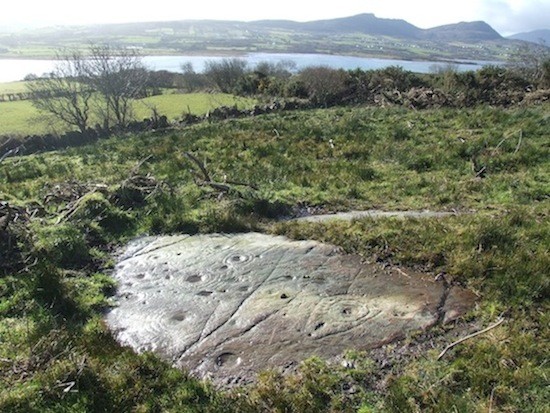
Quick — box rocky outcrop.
[106,233,476,387]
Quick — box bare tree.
[84,45,149,129]
[179,62,209,92]
[27,50,93,133]
[254,60,296,79]
[27,46,149,132]
[299,66,350,107]
[508,41,550,87]
[203,58,247,93]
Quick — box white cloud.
[478,0,550,35]
[365,0,482,28]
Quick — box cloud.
[367,0,482,28]
[479,0,550,35]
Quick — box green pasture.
[0,100,47,135]
[0,90,256,136]
[134,92,256,119]
[0,81,30,94]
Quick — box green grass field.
[134,92,256,119]
[0,81,31,94]
[0,99,48,135]
[1,104,548,412]
[0,90,256,136]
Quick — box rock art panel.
[106,233,473,385]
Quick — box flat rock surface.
[292,209,459,223]
[106,233,473,386]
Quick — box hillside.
[252,14,502,42]
[0,14,525,62]
[0,29,549,411]
[263,13,423,38]
[424,21,502,42]
[1,102,548,412]
[508,29,550,45]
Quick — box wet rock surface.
[106,233,474,386]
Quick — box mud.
[106,233,475,386]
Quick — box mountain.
[248,13,421,38]
[424,21,502,42]
[250,14,499,42]
[508,29,550,45]
[296,13,422,38]
[0,13,517,62]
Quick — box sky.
[1,0,548,36]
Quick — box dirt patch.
[105,233,475,386]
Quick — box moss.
[34,224,91,269]
[71,192,135,234]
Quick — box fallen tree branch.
[0,147,22,164]
[475,166,487,178]
[437,317,505,360]
[184,152,211,182]
[224,179,259,191]
[0,137,15,152]
[184,151,258,196]
[394,267,411,278]
[492,129,523,156]
[55,189,101,224]
[514,129,523,154]
[0,138,27,164]
[129,155,153,176]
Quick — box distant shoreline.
[0,50,489,66]
[0,52,503,82]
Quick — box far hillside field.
[0,87,256,135]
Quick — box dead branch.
[55,189,100,224]
[492,129,523,156]
[184,151,258,196]
[0,137,15,152]
[0,202,30,228]
[129,155,153,177]
[225,179,259,191]
[0,147,22,164]
[394,267,411,278]
[475,166,487,178]
[0,138,26,164]
[184,152,211,182]
[514,129,523,154]
[43,182,107,206]
[437,317,505,360]
[470,155,486,178]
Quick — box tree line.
[27,45,550,134]
[185,55,550,107]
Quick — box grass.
[134,92,256,120]
[0,81,31,94]
[0,100,47,135]
[0,90,256,136]
[1,103,548,412]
